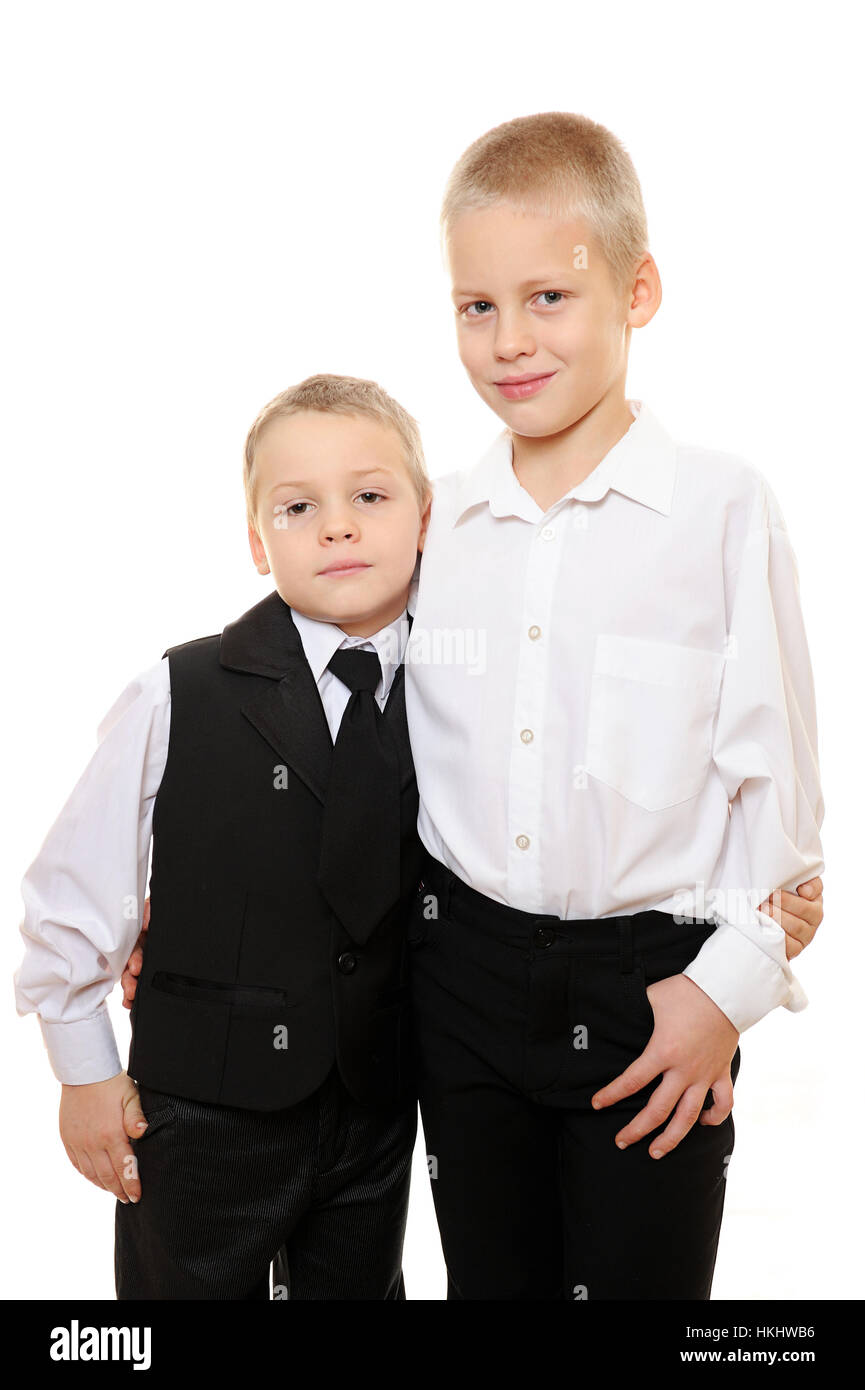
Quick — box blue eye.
[464,301,494,317]
[536,291,564,306]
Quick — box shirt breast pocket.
[585,634,725,812]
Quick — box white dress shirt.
[404,400,824,1034]
[14,605,410,1085]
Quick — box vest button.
[338,952,358,974]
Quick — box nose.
[493,308,536,362]
[319,506,360,544]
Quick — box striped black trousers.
[115,1064,417,1299]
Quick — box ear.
[247,522,270,575]
[416,491,434,554]
[627,252,662,329]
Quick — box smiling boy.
[402,112,825,1299]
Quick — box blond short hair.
[440,111,649,300]
[243,373,432,528]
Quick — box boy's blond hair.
[243,373,432,528]
[440,111,649,300]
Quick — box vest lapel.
[220,591,333,805]
[218,589,414,806]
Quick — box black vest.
[127,590,423,1111]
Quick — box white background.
[2,0,861,1301]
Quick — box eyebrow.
[451,274,574,300]
[267,467,397,496]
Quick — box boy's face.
[248,410,431,637]
[446,202,654,437]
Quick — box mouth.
[493,371,557,401]
[317,561,373,577]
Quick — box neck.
[336,593,408,639]
[510,388,635,512]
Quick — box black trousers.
[409,850,742,1301]
[115,1064,416,1299]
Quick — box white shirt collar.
[453,400,678,523]
[290,604,410,700]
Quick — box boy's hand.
[121,895,150,1009]
[59,1071,148,1203]
[593,879,823,1154]
[759,876,823,958]
[591,974,739,1158]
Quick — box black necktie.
[317,647,401,944]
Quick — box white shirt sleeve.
[682,479,825,1033]
[13,657,171,1084]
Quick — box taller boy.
[404,112,825,1299]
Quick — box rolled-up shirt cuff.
[38,1007,123,1085]
[681,916,809,1034]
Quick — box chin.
[498,409,562,438]
[481,392,557,431]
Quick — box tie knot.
[327,647,383,695]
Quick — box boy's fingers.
[699,1075,734,1126]
[109,1140,141,1203]
[773,911,806,958]
[787,890,820,929]
[591,1048,662,1110]
[120,968,139,1008]
[122,1092,148,1140]
[798,876,822,900]
[62,1141,83,1175]
[610,1074,682,1148]
[641,1083,709,1158]
[76,1147,114,1195]
[757,896,814,954]
[92,1148,129,1203]
[120,945,144,1007]
[142,898,151,930]
[758,890,798,922]
[774,888,820,926]
[74,1149,99,1187]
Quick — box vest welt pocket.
[585,634,725,812]
[151,971,290,1009]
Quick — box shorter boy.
[15,374,432,1299]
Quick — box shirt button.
[528,625,541,640]
[515,834,530,850]
[337,952,357,974]
[533,924,555,948]
[540,526,555,540]
[520,728,534,743]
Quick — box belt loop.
[618,917,634,974]
[443,865,454,920]
[427,857,452,922]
